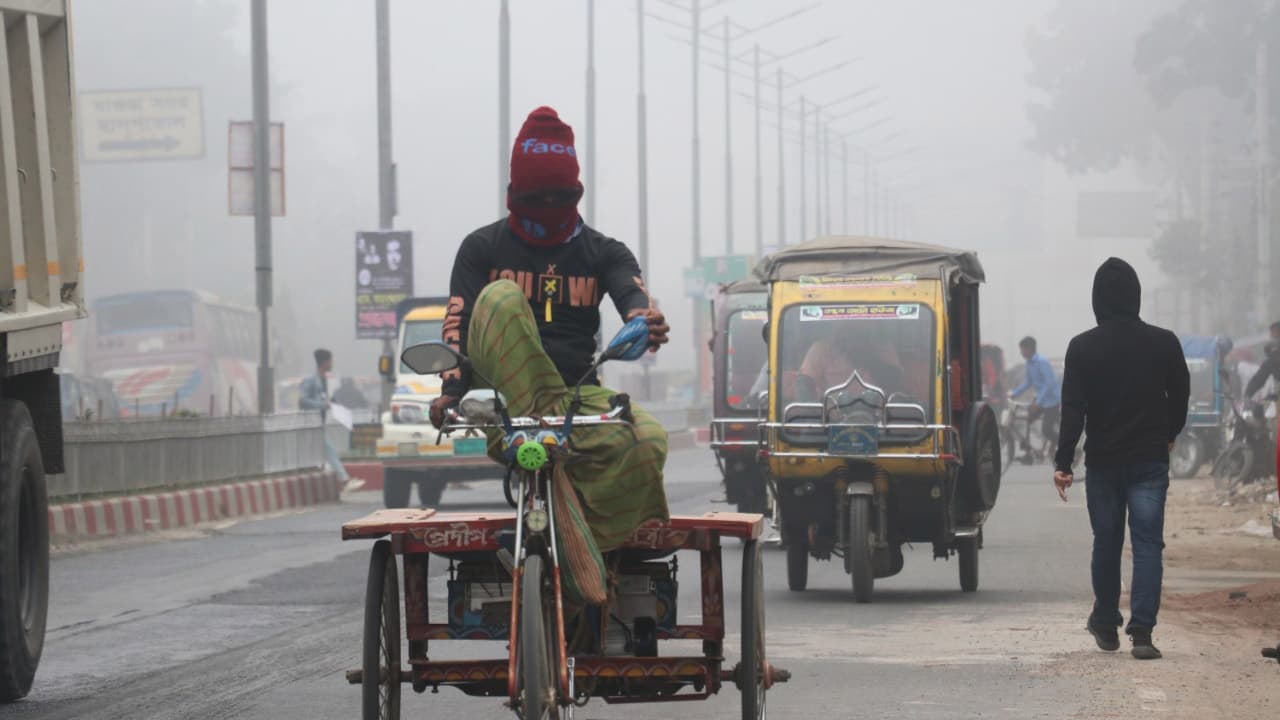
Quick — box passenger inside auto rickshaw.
[794,330,908,404]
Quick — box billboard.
[79,88,204,162]
[356,230,414,340]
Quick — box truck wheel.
[0,400,49,702]
[416,477,445,508]
[382,468,413,509]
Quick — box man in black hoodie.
[1054,258,1190,661]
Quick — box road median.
[48,469,342,543]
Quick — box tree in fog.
[1026,0,1279,334]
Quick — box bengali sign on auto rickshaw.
[356,230,414,340]
[798,303,921,321]
[797,272,918,288]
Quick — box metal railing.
[50,412,327,501]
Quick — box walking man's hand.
[1053,470,1073,502]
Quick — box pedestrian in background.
[299,348,350,483]
[1054,258,1189,660]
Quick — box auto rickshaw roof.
[1179,335,1231,361]
[753,236,985,284]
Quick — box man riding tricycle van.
[342,107,786,720]
[756,237,1002,602]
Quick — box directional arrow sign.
[79,88,204,162]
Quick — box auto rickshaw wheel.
[785,542,808,592]
[739,539,766,720]
[958,537,979,593]
[847,496,875,603]
[362,540,401,720]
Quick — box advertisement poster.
[356,230,413,339]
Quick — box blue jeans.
[1085,462,1168,633]
[323,436,349,482]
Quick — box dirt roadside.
[1054,476,1280,719]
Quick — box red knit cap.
[509,106,581,194]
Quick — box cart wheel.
[503,470,518,509]
[785,542,808,592]
[416,477,446,507]
[363,540,401,720]
[958,537,979,593]
[847,496,874,603]
[518,554,555,720]
[740,539,766,720]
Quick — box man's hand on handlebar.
[626,307,670,352]
[429,394,459,429]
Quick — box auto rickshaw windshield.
[725,309,768,410]
[775,301,935,416]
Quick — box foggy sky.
[75,0,1141,381]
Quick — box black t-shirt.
[441,219,651,397]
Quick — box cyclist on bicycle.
[1010,335,1061,463]
[430,106,671,561]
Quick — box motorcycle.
[1210,392,1276,492]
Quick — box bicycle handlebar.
[442,403,631,433]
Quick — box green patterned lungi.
[466,279,670,552]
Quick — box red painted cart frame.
[343,509,775,703]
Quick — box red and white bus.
[86,290,260,416]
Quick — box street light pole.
[823,121,831,235]
[722,16,733,255]
[499,0,511,216]
[841,137,847,233]
[586,0,596,224]
[753,43,762,256]
[376,0,394,231]
[375,0,396,413]
[691,0,701,264]
[251,0,274,415]
[637,0,652,400]
[799,96,806,242]
[813,109,821,236]
[863,149,871,234]
[637,0,650,280]
[776,66,786,248]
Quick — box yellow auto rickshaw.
[756,237,1001,602]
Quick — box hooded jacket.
[1054,258,1190,473]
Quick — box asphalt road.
[6,449,1100,720]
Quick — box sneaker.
[1129,629,1163,660]
[1086,620,1120,652]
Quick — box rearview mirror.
[402,341,464,375]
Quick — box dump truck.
[0,1,82,701]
